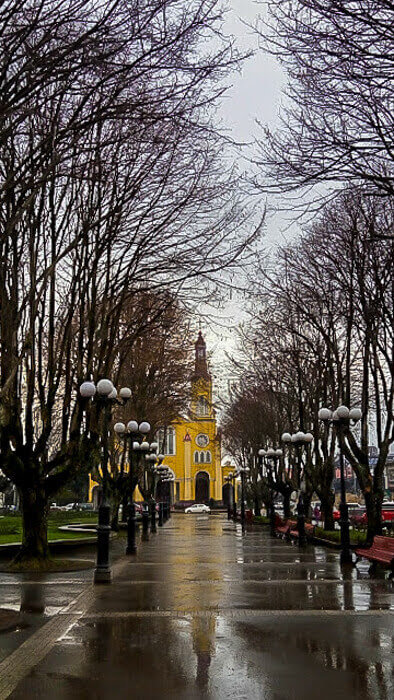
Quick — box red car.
[333,507,340,521]
[358,502,394,527]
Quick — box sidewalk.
[0,514,393,699]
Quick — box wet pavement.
[0,514,393,699]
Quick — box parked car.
[61,503,78,511]
[356,502,394,528]
[348,506,366,526]
[74,502,93,512]
[185,503,210,514]
[381,502,394,524]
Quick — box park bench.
[276,519,315,542]
[276,519,297,539]
[289,521,315,540]
[355,535,394,571]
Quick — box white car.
[185,503,211,514]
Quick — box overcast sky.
[202,0,294,393]
[220,0,285,141]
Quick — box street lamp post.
[238,466,250,527]
[114,420,151,555]
[79,379,131,583]
[224,475,232,519]
[259,448,283,536]
[155,464,174,522]
[281,431,313,547]
[146,445,159,533]
[318,405,362,564]
[227,472,237,521]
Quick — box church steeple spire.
[194,331,210,381]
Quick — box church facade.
[88,332,233,507]
[156,332,232,506]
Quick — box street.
[0,514,393,699]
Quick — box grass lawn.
[0,512,97,544]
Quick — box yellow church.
[155,332,232,506]
[89,332,233,507]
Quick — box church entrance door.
[195,472,210,504]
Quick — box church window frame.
[157,426,176,456]
[196,395,209,417]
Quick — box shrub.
[314,527,367,545]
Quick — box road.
[0,514,393,699]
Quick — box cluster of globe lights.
[113,421,160,465]
[259,447,284,457]
[80,378,133,401]
[154,462,174,482]
[318,405,362,422]
[281,432,313,445]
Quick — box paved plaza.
[0,514,392,699]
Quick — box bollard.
[158,502,163,527]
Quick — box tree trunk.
[320,490,335,531]
[121,494,128,523]
[303,492,313,520]
[283,491,291,518]
[254,497,260,516]
[110,496,121,531]
[364,490,382,543]
[14,487,50,564]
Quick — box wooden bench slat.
[355,535,394,568]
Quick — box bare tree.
[0,1,263,566]
[259,189,394,538]
[254,1,394,201]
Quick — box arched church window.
[196,396,208,416]
[200,451,205,463]
[205,451,211,463]
[167,427,175,455]
[156,427,176,456]
[194,451,199,463]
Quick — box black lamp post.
[238,466,250,527]
[79,379,131,584]
[114,420,151,555]
[281,430,313,547]
[258,447,283,536]
[318,405,362,565]
[228,472,237,521]
[224,475,232,519]
[145,447,160,533]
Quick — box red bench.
[289,522,315,539]
[276,519,315,542]
[355,535,394,571]
[276,519,297,539]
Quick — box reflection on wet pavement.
[3,514,394,699]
